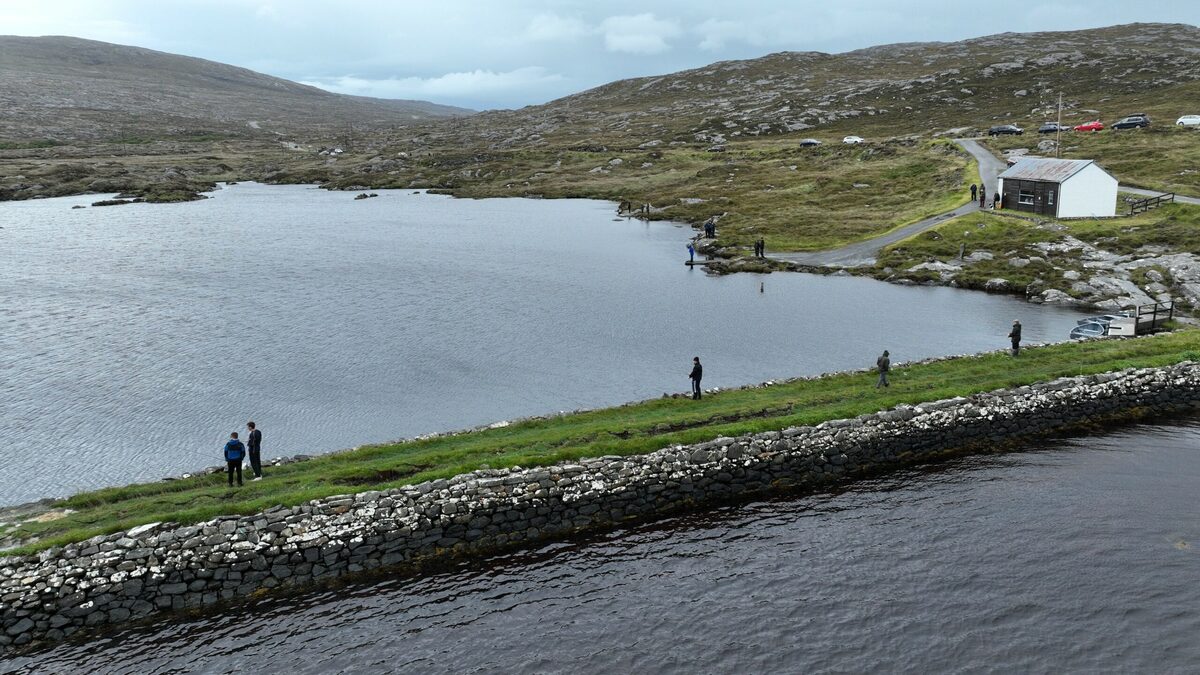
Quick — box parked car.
[799,138,823,147]
[842,135,864,144]
[1037,122,1069,134]
[988,124,1023,136]
[1112,114,1150,130]
[1177,115,1200,127]
[1074,120,1104,132]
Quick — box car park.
[1177,115,1200,127]
[799,138,822,147]
[1074,120,1104,132]
[842,135,864,144]
[1112,114,1150,130]
[988,124,1023,136]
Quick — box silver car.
[1177,115,1200,127]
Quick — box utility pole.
[1055,92,1063,159]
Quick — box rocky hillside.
[414,22,1200,149]
[0,36,471,141]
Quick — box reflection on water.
[0,183,1088,503]
[7,417,1199,674]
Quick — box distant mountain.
[0,35,472,141]
[421,22,1200,148]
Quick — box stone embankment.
[4,361,1200,651]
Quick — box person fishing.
[876,350,891,388]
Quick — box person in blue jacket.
[224,432,246,487]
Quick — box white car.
[842,135,865,144]
[1177,115,1200,127]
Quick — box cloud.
[600,13,681,54]
[524,13,589,41]
[695,19,756,51]
[301,66,566,104]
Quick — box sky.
[2,0,1198,110]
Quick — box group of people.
[222,421,264,487]
[703,218,717,238]
[691,320,1025,398]
[752,238,767,258]
[970,183,1000,209]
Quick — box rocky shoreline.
[4,355,1199,653]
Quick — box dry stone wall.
[4,361,1200,652]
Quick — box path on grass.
[767,138,1006,268]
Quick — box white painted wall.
[1057,163,1118,218]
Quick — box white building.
[996,158,1118,218]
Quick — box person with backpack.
[223,432,246,487]
[970,183,978,201]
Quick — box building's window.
[1047,191,1055,205]
[1018,190,1035,205]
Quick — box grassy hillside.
[0,35,471,142]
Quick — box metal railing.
[1135,300,1174,334]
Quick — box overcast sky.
[3,0,1198,110]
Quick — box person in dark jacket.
[1008,320,1022,356]
[876,350,891,388]
[979,187,987,208]
[246,421,263,481]
[689,357,703,400]
[224,432,246,487]
[970,183,978,201]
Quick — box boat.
[1069,311,1136,340]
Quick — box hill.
[0,35,471,141]
[416,22,1200,149]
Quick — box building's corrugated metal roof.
[998,158,1094,183]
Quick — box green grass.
[6,331,1200,556]
[354,137,973,252]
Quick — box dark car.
[1112,114,1151,130]
[1038,122,1069,134]
[988,124,1024,136]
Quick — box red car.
[1074,120,1104,132]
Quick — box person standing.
[876,350,891,388]
[970,183,978,201]
[979,187,987,209]
[224,432,246,488]
[689,357,703,400]
[1008,320,1022,356]
[687,243,695,263]
[246,421,263,481]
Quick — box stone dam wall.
[4,361,1200,651]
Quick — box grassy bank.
[4,331,1200,556]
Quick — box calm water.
[0,183,1089,504]
[6,417,1198,673]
